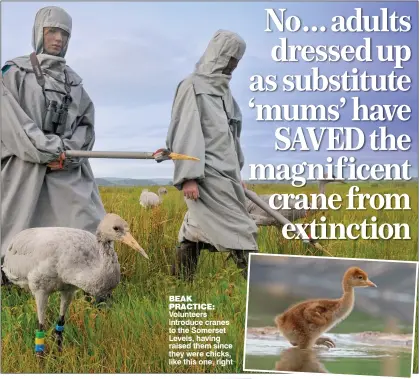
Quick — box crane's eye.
[358,275,363,279]
[113,226,120,231]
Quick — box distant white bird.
[246,174,346,226]
[158,187,168,196]
[1,213,148,355]
[139,188,167,208]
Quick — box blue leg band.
[35,344,45,352]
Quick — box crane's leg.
[55,290,74,352]
[34,291,49,356]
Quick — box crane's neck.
[98,240,118,264]
[70,233,120,298]
[82,234,120,295]
[310,181,328,210]
[318,180,327,195]
[339,282,355,315]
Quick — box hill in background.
[95,177,173,187]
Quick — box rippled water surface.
[244,332,413,377]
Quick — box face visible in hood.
[43,27,69,56]
[194,29,246,77]
[222,57,239,75]
[32,6,72,58]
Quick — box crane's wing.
[3,227,98,282]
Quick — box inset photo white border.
[243,254,418,378]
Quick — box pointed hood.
[192,29,246,96]
[32,6,72,58]
[3,7,81,85]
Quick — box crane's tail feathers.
[1,266,17,285]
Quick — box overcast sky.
[2,2,417,180]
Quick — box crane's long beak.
[121,233,149,259]
[169,152,200,161]
[366,279,377,287]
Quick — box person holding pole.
[1,6,105,268]
[166,30,259,281]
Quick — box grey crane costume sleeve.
[1,6,106,259]
[166,81,206,190]
[166,30,258,252]
[2,71,63,164]
[60,87,95,169]
[231,97,245,170]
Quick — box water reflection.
[275,347,328,373]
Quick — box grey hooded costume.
[1,6,106,259]
[166,30,258,252]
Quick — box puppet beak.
[169,152,200,161]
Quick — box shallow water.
[244,332,413,377]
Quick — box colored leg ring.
[35,330,45,352]
[35,344,45,352]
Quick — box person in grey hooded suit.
[1,6,106,269]
[166,30,259,280]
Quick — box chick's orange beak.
[366,279,377,287]
[169,152,200,161]
[120,232,149,259]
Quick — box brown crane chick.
[274,266,377,349]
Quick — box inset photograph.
[243,254,418,377]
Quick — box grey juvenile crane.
[2,213,148,355]
[139,188,167,208]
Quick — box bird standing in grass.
[139,188,166,208]
[1,213,148,356]
[275,266,377,349]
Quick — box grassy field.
[1,181,417,373]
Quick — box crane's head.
[97,213,149,259]
[344,267,377,288]
[319,173,346,184]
